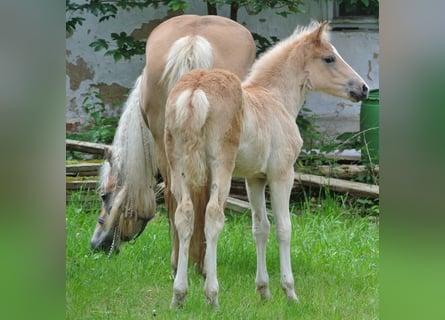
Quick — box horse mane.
[244,21,329,84]
[100,75,157,228]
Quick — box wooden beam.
[294,172,379,198]
[66,139,109,155]
[226,197,250,213]
[66,179,98,190]
[66,163,102,177]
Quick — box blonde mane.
[244,21,329,85]
[100,75,157,231]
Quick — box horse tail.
[161,35,213,93]
[106,74,157,229]
[173,88,210,188]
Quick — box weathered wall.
[66,1,379,138]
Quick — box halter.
[97,210,152,241]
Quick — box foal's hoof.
[170,293,186,309]
[257,285,271,300]
[286,291,299,304]
[205,293,219,308]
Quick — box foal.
[165,21,368,307]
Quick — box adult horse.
[90,15,256,271]
[165,21,368,307]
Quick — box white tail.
[161,35,213,93]
[174,89,210,188]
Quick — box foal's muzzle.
[349,81,369,102]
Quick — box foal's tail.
[174,89,210,188]
[161,35,213,93]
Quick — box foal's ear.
[310,21,330,44]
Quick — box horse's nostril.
[362,84,369,94]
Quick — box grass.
[66,191,378,319]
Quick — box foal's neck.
[242,39,309,119]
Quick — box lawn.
[66,191,378,319]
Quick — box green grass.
[66,192,378,319]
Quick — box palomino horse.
[165,21,369,307]
[90,15,256,268]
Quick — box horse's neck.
[243,41,309,119]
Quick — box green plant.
[336,0,379,17]
[67,91,120,145]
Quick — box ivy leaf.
[89,39,109,52]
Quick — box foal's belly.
[232,146,268,179]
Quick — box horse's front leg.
[170,196,194,309]
[246,178,271,300]
[269,171,299,303]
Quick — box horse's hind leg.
[269,171,299,303]
[203,159,235,307]
[246,178,271,300]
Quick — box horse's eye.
[323,55,336,64]
[100,192,110,202]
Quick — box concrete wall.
[66,1,379,138]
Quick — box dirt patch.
[66,57,94,91]
[91,82,129,107]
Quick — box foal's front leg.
[246,178,271,300]
[269,173,298,303]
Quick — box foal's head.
[90,150,155,254]
[302,21,369,102]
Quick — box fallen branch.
[317,165,379,179]
[294,172,379,198]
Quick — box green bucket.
[360,89,379,164]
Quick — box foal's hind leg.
[203,160,235,307]
[269,171,298,303]
[246,178,271,300]
[170,172,194,308]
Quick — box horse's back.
[147,15,255,79]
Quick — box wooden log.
[66,163,102,177]
[317,165,379,179]
[66,179,98,191]
[66,139,109,155]
[294,172,379,198]
[226,197,250,213]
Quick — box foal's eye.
[323,55,336,64]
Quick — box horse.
[164,21,369,307]
[89,15,256,269]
